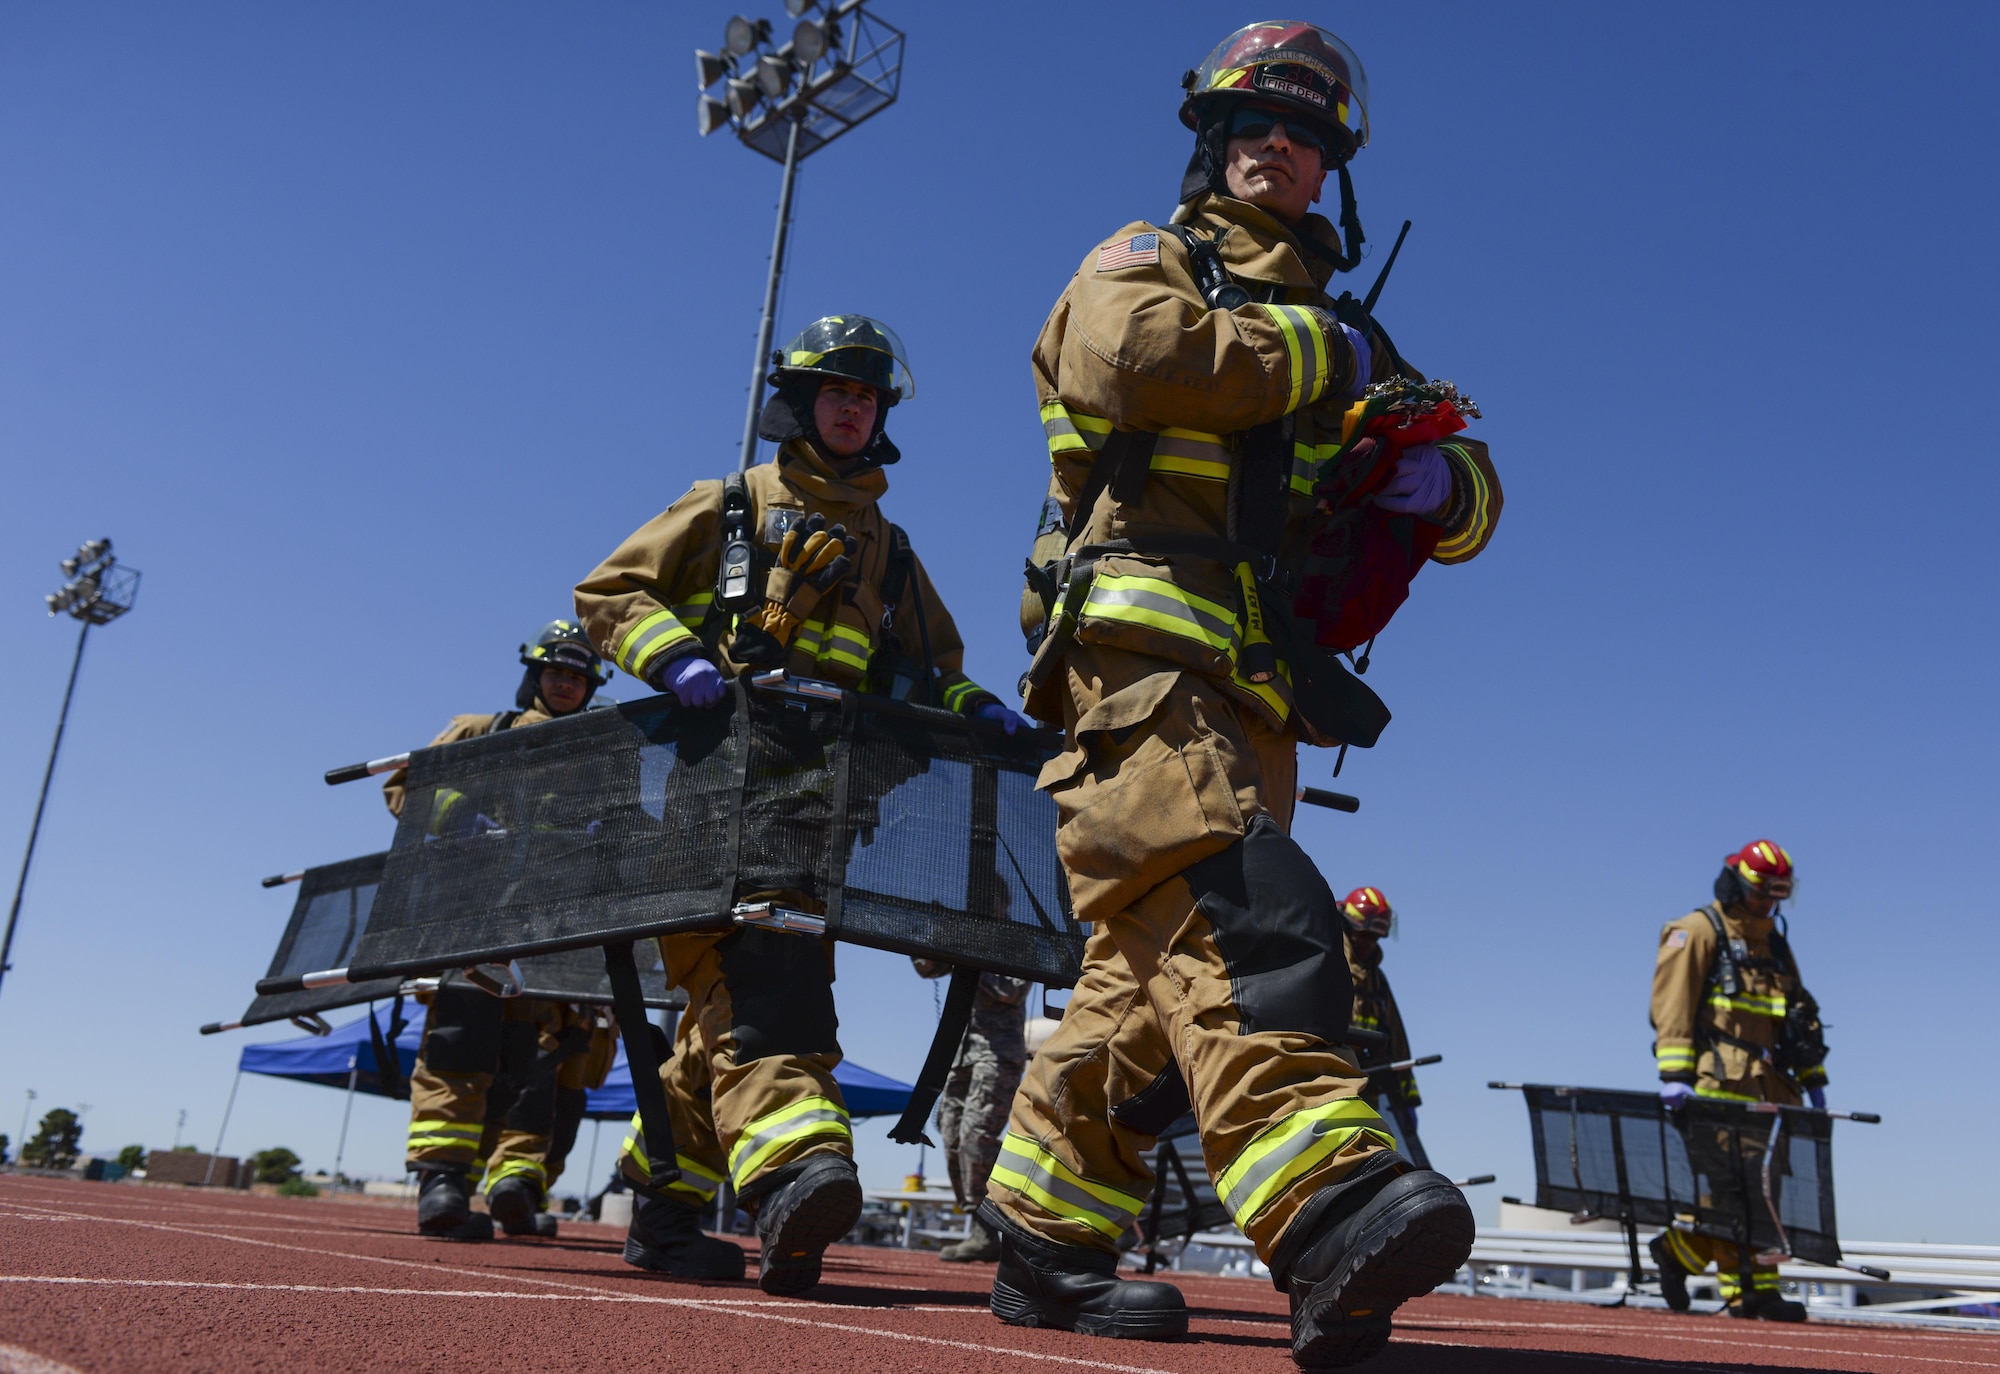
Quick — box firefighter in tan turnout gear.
[1340,888,1427,1169]
[575,315,1022,1295]
[398,621,621,1241]
[1648,840,1828,1323]
[982,23,1501,1368]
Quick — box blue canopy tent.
[238,1003,914,1120]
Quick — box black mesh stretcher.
[202,853,681,1037]
[253,676,1084,1188]
[1494,1082,1886,1289]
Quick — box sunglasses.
[1227,105,1328,156]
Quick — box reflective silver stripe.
[991,1136,1139,1233]
[622,610,696,675]
[1216,1101,1395,1227]
[1082,575,1238,653]
[729,1103,849,1186]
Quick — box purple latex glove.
[656,656,726,709]
[1807,1087,1827,1111]
[1338,323,1373,402]
[975,701,1026,736]
[1660,1081,1695,1107]
[1373,442,1451,515]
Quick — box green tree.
[251,1147,302,1185]
[22,1109,83,1169]
[0,1133,9,1164]
[116,1144,146,1171]
[276,1177,320,1198]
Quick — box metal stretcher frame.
[253,675,1083,1190]
[1492,1082,1885,1292]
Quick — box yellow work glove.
[738,513,851,657]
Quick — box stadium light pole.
[693,1,905,471]
[0,540,141,1008]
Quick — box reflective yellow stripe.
[427,788,466,837]
[1291,441,1340,496]
[1216,1098,1396,1230]
[987,1131,1143,1241]
[408,1118,483,1153]
[1432,444,1493,563]
[1147,428,1233,482]
[1664,1229,1705,1274]
[1148,452,1231,482]
[1257,304,1332,412]
[1694,1084,1761,1102]
[1261,302,1307,413]
[619,608,698,677]
[940,678,983,713]
[486,1158,547,1188]
[1082,572,1237,653]
[673,591,716,627]
[1707,991,1786,1018]
[727,1096,851,1188]
[620,1115,727,1201]
[1656,1046,1697,1070]
[816,620,872,673]
[1040,402,1111,456]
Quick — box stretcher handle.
[260,870,305,888]
[1297,786,1360,812]
[325,752,411,785]
[1452,1174,1497,1187]
[1372,1053,1442,1074]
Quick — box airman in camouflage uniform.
[914,961,1031,1261]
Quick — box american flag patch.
[1666,929,1689,949]
[1097,232,1160,271]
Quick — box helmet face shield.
[777,314,914,403]
[1184,21,1369,153]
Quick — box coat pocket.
[1072,554,1236,679]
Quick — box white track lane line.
[0,1343,85,1374]
[0,1206,1180,1374]
[1398,1316,2000,1368]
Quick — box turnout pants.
[1657,1090,1797,1302]
[986,649,1398,1261]
[405,988,584,1197]
[621,922,852,1209]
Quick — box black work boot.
[748,1154,864,1297]
[416,1166,492,1240]
[983,1202,1188,1340]
[940,1213,1001,1263]
[1276,1167,1475,1369]
[624,1194,748,1281]
[1730,1289,1808,1322]
[486,1176,548,1238]
[1648,1233,1691,1312]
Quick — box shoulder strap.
[1697,905,1741,999]
[716,470,761,612]
[1161,223,1249,311]
[880,522,915,609]
[485,711,521,735]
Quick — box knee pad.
[717,926,839,1062]
[1181,813,1351,1048]
[420,983,507,1075]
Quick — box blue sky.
[2,1,1996,1242]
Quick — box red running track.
[1,1175,1995,1373]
